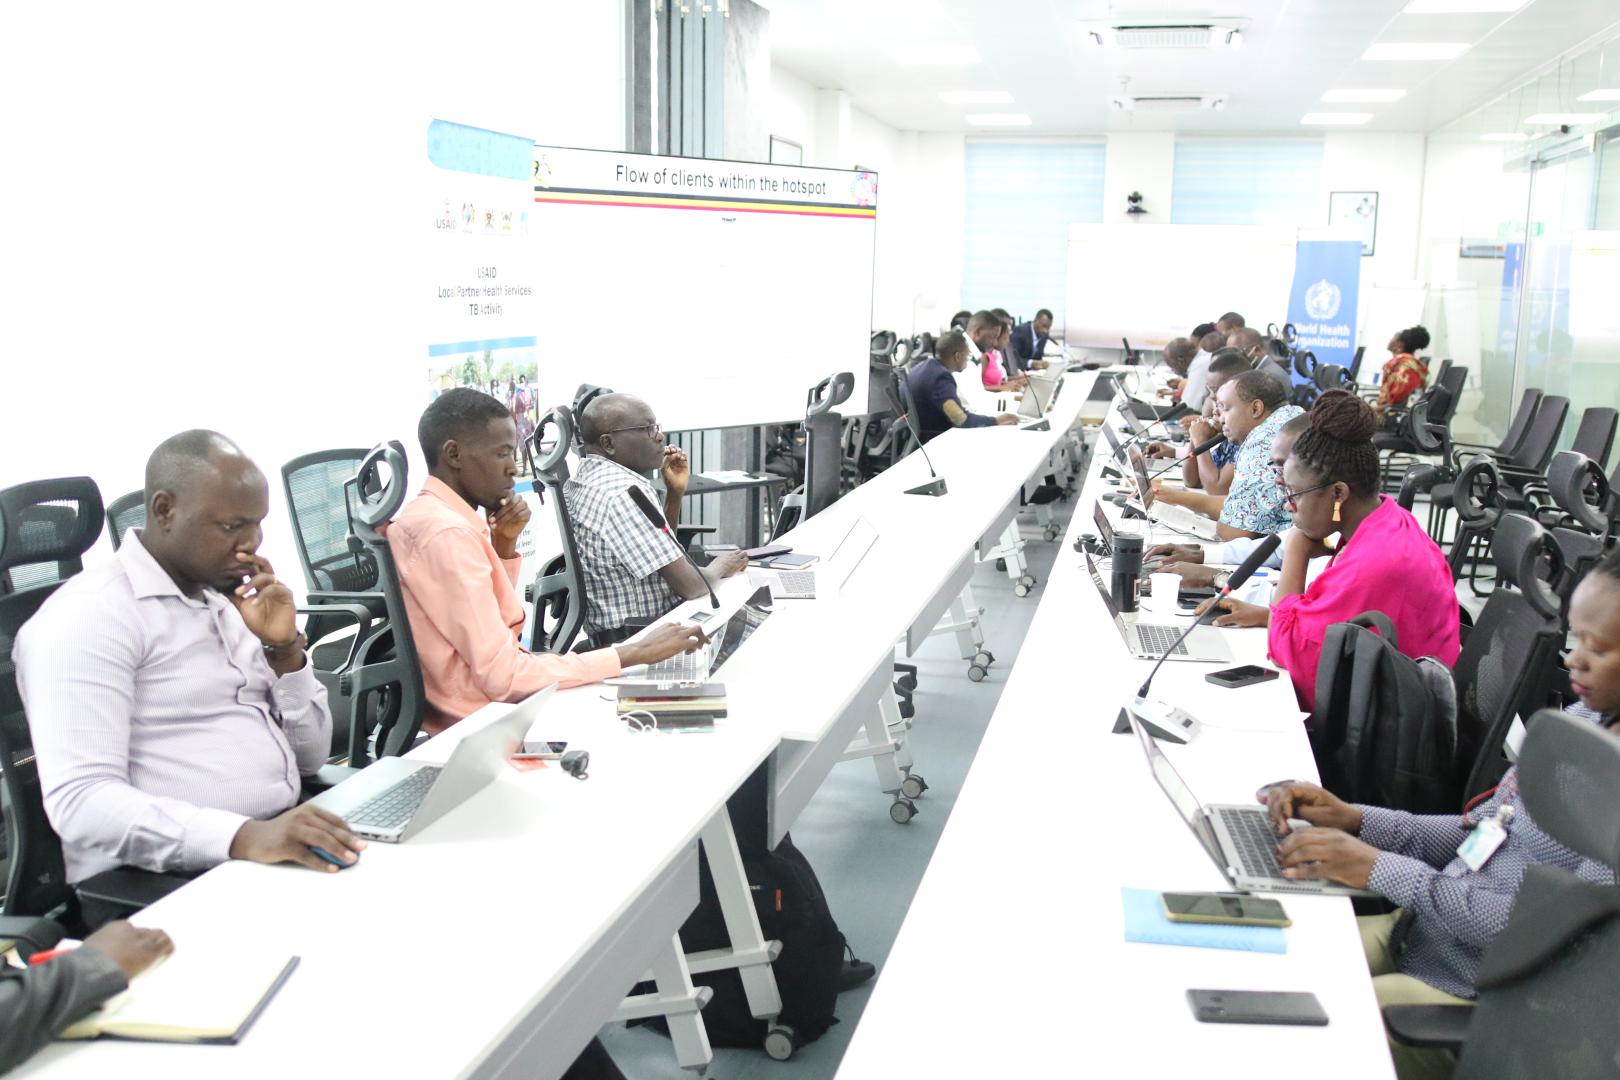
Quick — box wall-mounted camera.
[1126,191,1148,215]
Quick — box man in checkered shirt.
[564,393,747,646]
[1257,551,1620,1080]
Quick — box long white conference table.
[834,404,1395,1076]
[16,372,1095,1079]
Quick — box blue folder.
[1121,887,1287,954]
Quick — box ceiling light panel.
[1577,89,1620,102]
[1300,113,1375,125]
[1523,113,1607,125]
[965,113,1032,126]
[890,44,980,65]
[1401,0,1529,11]
[1479,133,1529,141]
[1362,42,1471,61]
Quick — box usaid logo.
[1305,279,1342,320]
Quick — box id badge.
[1457,807,1512,872]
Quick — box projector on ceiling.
[1082,19,1248,50]
[1109,94,1228,113]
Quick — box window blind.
[1171,137,1324,226]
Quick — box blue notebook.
[1121,888,1287,954]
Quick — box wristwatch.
[1211,570,1232,591]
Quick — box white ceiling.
[761,0,1620,134]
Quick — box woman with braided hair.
[1199,389,1459,708]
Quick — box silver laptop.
[1128,711,1378,896]
[768,517,878,600]
[309,685,555,842]
[1018,371,1060,420]
[638,585,774,683]
[1083,547,1234,664]
[1126,445,1220,541]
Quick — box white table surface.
[834,407,1395,1079]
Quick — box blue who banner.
[1286,239,1362,384]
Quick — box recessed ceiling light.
[1523,113,1606,125]
[1362,42,1471,61]
[1479,133,1529,141]
[1577,89,1620,102]
[965,113,1032,127]
[939,91,1014,105]
[890,44,980,65]
[1401,0,1529,12]
[1301,112,1375,125]
[1322,89,1408,103]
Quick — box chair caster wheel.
[967,663,988,682]
[890,797,918,824]
[995,558,1007,571]
[1014,583,1030,597]
[896,672,918,693]
[1020,574,1037,587]
[1044,525,1060,541]
[901,774,929,799]
[764,1024,797,1060]
[897,699,915,720]
[973,650,994,667]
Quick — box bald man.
[16,431,367,927]
[564,393,748,646]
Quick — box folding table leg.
[649,934,712,1073]
[699,810,783,1020]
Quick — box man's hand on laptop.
[619,622,709,667]
[994,414,1019,426]
[1276,828,1378,889]
[1193,596,1270,628]
[1159,561,1217,586]
[230,804,366,872]
[1259,781,1364,836]
[1145,543,1202,566]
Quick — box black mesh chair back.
[1446,456,1505,581]
[1450,516,1565,800]
[525,407,588,654]
[1568,406,1617,471]
[0,477,104,917]
[1293,349,1316,381]
[104,488,146,552]
[570,384,613,450]
[1496,388,1542,460]
[281,448,377,595]
[869,330,897,361]
[1443,709,1620,1080]
[1541,452,1612,600]
[1503,394,1567,473]
[1404,388,1452,455]
[339,444,423,762]
[1312,363,1349,392]
[1431,363,1467,426]
[1347,344,1365,382]
[804,372,855,520]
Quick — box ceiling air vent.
[1083,19,1247,50]
[1109,94,1228,113]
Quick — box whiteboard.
[528,146,876,429]
[1065,224,1298,349]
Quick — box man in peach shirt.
[390,388,705,734]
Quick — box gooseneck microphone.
[1144,434,1226,484]
[627,485,720,609]
[1115,533,1283,744]
[883,380,947,497]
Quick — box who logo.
[1304,279,1342,321]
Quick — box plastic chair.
[103,488,146,552]
[1384,708,1620,1077]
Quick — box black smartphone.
[1187,989,1328,1027]
[1205,664,1281,689]
[1162,892,1291,927]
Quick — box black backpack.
[635,831,845,1053]
[1309,611,1460,813]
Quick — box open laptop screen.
[713,586,774,671]
[1128,709,1227,870]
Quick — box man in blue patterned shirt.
[1151,369,1301,539]
[1259,551,1620,1079]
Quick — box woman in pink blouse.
[1202,390,1460,708]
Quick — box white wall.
[1319,132,1426,294]
[1101,133,1176,224]
[0,2,626,590]
[1417,140,1531,282]
[769,66,818,164]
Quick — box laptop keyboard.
[644,649,708,683]
[777,569,816,595]
[1221,807,1288,880]
[347,766,442,830]
[1133,622,1189,656]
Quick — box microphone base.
[1113,698,1203,744]
[1101,465,1122,481]
[905,477,949,497]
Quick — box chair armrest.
[301,763,359,797]
[75,867,198,915]
[675,524,718,548]
[1383,1004,1473,1050]
[295,602,376,671]
[305,590,388,619]
[0,917,64,960]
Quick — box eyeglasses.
[605,423,663,441]
[1279,478,1335,511]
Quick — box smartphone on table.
[1186,989,1328,1027]
[1161,892,1291,927]
[1205,664,1281,689]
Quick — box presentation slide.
[528,145,877,430]
[1065,224,1298,350]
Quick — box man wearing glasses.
[567,393,748,648]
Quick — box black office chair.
[103,488,146,552]
[1396,463,1443,512]
[774,373,856,540]
[1450,514,1566,802]
[1347,344,1366,382]
[1384,708,1620,1078]
[1444,456,1507,595]
[1376,366,1467,497]
[0,478,190,927]
[524,407,588,654]
[1466,394,1567,495]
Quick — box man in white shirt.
[1181,329,1227,413]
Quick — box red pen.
[27,946,76,966]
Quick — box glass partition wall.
[1424,31,1620,452]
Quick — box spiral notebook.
[59,950,299,1044]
